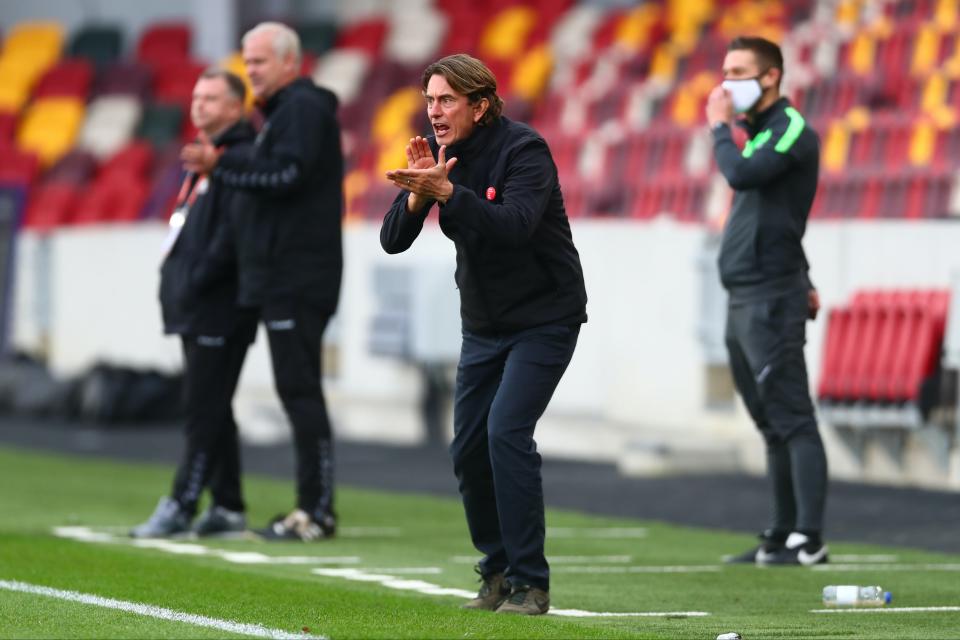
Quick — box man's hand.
[180,132,222,174]
[386,143,458,208]
[706,86,734,129]
[808,288,821,321]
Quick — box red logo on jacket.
[486,187,496,201]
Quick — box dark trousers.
[171,333,251,515]
[725,288,828,534]
[264,302,335,521]
[450,323,580,592]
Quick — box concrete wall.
[11,218,960,487]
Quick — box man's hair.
[199,67,247,104]
[421,54,504,127]
[242,21,302,67]
[728,36,784,85]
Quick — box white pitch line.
[813,564,960,572]
[553,565,722,574]
[547,527,648,539]
[0,579,324,639]
[311,568,709,618]
[812,606,960,614]
[337,527,403,537]
[830,554,899,563]
[53,526,360,566]
[450,555,633,564]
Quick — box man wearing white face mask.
[706,37,828,567]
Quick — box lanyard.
[161,172,208,260]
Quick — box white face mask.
[722,78,763,113]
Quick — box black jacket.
[713,97,819,302]
[159,120,257,339]
[380,117,588,334]
[213,78,343,311]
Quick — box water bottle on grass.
[822,585,892,607]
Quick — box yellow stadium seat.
[17,97,85,166]
[371,87,422,145]
[821,120,849,173]
[848,32,875,75]
[377,134,411,176]
[670,71,717,126]
[510,44,553,103]
[845,106,871,131]
[921,73,947,114]
[343,169,370,222]
[934,0,958,32]
[909,120,935,166]
[479,5,538,61]
[3,21,64,57]
[649,43,678,83]
[220,52,256,110]
[613,4,662,54]
[911,23,940,76]
[835,0,860,29]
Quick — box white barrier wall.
[11,218,960,485]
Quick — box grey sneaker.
[495,585,550,615]
[130,497,190,538]
[191,505,246,536]
[461,569,510,611]
[256,509,335,541]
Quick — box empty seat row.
[818,289,949,404]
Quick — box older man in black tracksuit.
[381,54,587,615]
[707,37,828,566]
[131,69,257,539]
[184,23,343,541]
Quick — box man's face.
[191,76,242,133]
[424,74,486,146]
[722,49,774,88]
[243,31,295,100]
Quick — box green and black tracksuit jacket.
[712,97,819,303]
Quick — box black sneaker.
[256,509,336,541]
[723,530,787,564]
[759,532,829,566]
[191,505,246,536]
[130,497,191,538]
[495,585,550,615]
[461,567,510,611]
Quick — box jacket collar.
[739,96,791,136]
[212,119,256,146]
[445,117,504,159]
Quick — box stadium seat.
[44,150,98,186]
[136,22,191,67]
[92,62,153,100]
[136,102,184,149]
[33,59,94,99]
[77,95,142,159]
[68,24,123,67]
[16,97,86,167]
[22,181,80,229]
[0,148,40,188]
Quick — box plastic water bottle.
[822,585,892,607]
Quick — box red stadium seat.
[137,22,191,67]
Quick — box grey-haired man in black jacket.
[381,54,587,615]
[182,22,343,542]
[707,36,828,566]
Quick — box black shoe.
[758,532,829,566]
[461,566,510,611]
[256,509,336,541]
[130,497,191,538]
[191,505,246,536]
[723,529,787,564]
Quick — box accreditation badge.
[160,205,188,259]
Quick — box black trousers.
[171,332,251,515]
[725,288,828,534]
[450,323,580,592]
[263,302,335,521]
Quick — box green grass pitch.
[1,445,959,639]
